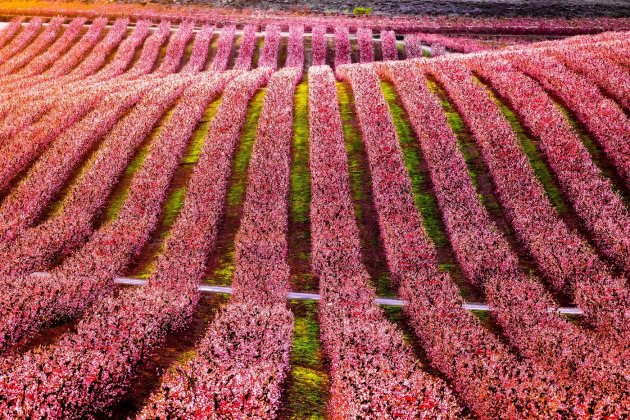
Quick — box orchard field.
[0,2,628,418]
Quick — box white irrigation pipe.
[31,272,583,314]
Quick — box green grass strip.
[281,300,329,419]
[381,81,448,248]
[204,88,266,286]
[126,97,222,278]
[289,81,315,291]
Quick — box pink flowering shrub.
[0,16,25,50]
[507,51,630,189]
[141,68,297,418]
[0,17,43,63]
[0,17,64,76]
[156,20,195,75]
[92,19,152,80]
[426,60,629,339]
[0,84,119,192]
[404,34,424,58]
[0,70,269,418]
[0,73,230,356]
[123,20,171,78]
[0,77,189,277]
[549,46,630,111]
[338,63,594,417]
[16,17,87,77]
[0,80,154,239]
[412,32,489,54]
[44,17,109,77]
[471,58,630,279]
[334,26,351,69]
[69,17,129,78]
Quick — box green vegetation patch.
[353,6,373,16]
[380,81,448,248]
[281,300,329,419]
[290,81,315,291]
[205,88,266,286]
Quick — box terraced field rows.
[0,14,627,418]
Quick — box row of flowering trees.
[406,33,489,56]
[404,33,424,58]
[549,46,630,111]
[0,17,129,106]
[181,23,214,73]
[15,17,86,78]
[0,16,24,50]
[0,17,64,77]
[506,50,630,189]
[377,61,628,416]
[0,70,267,418]
[234,24,258,70]
[380,29,398,61]
[311,25,327,66]
[0,77,188,278]
[3,3,629,34]
[210,24,235,71]
[156,20,195,75]
[425,60,629,339]
[93,19,152,81]
[0,79,132,192]
[140,67,297,418]
[0,72,231,354]
[470,58,630,284]
[338,63,596,417]
[0,79,157,242]
[308,65,462,417]
[258,24,281,69]
[334,26,351,69]
[122,20,170,79]
[357,27,374,63]
[0,17,418,91]
[285,25,304,70]
[0,17,43,63]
